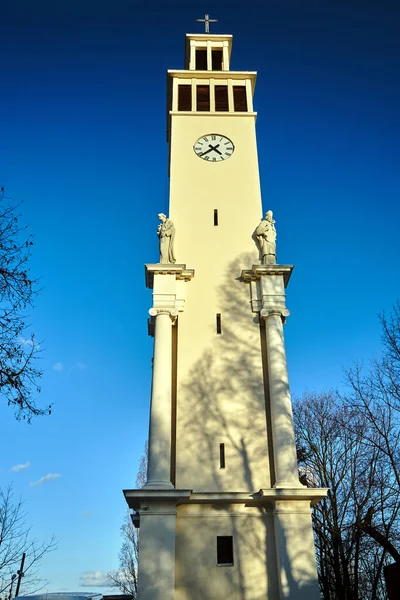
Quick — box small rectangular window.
[178,85,192,111]
[217,536,234,566]
[214,209,218,226]
[197,85,210,111]
[215,86,229,112]
[233,86,248,112]
[219,443,225,469]
[212,50,223,71]
[216,314,222,334]
[196,49,207,70]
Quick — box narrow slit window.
[196,49,207,70]
[215,85,229,112]
[197,85,210,111]
[233,86,248,112]
[214,209,218,226]
[212,49,223,71]
[217,536,234,566]
[219,443,225,469]
[178,85,192,111]
[216,314,222,334]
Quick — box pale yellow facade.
[175,504,277,600]
[170,113,271,493]
[124,31,327,600]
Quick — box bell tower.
[124,20,327,600]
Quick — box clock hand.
[209,144,222,155]
[201,144,222,157]
[200,147,215,157]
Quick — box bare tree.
[294,391,394,599]
[108,443,147,598]
[0,485,56,597]
[0,188,51,421]
[341,303,400,570]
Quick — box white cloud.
[79,570,111,587]
[20,337,41,350]
[30,473,61,487]
[108,569,130,585]
[73,361,87,370]
[11,461,30,472]
[52,361,87,372]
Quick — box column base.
[143,480,175,490]
[274,480,306,489]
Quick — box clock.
[193,134,234,162]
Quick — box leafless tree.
[0,187,51,421]
[294,304,400,599]
[108,443,147,598]
[294,391,395,599]
[0,485,56,597]
[341,303,400,570]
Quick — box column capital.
[260,308,290,324]
[149,308,178,322]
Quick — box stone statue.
[255,210,277,264]
[157,213,176,264]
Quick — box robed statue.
[157,213,176,264]
[255,210,277,265]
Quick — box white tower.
[124,24,327,600]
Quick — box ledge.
[124,487,327,509]
[145,264,195,289]
[124,488,328,525]
[184,488,327,507]
[124,488,192,510]
[168,69,256,80]
[256,487,329,506]
[188,492,256,504]
[241,264,294,287]
[185,33,233,41]
[169,111,257,118]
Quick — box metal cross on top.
[196,14,218,33]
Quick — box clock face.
[193,134,234,162]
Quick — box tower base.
[124,487,327,600]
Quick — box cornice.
[169,111,257,119]
[145,264,195,289]
[123,488,192,511]
[241,264,294,288]
[168,69,257,83]
[185,33,233,41]
[189,488,328,507]
[124,487,328,525]
[256,487,329,507]
[124,488,328,507]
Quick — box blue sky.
[0,0,399,593]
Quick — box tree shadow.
[172,253,319,599]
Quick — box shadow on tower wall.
[173,253,319,600]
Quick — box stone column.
[145,308,177,489]
[261,308,301,488]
